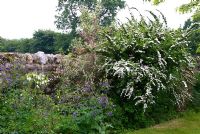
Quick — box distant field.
[125,111,200,134]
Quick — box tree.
[178,0,200,21]
[32,30,56,54]
[0,37,6,52]
[17,39,35,53]
[55,0,125,33]
[1,39,21,52]
[144,0,200,20]
[32,30,74,54]
[183,18,200,54]
[0,30,72,54]
[54,32,74,54]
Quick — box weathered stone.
[0,51,66,95]
[0,51,65,74]
[47,54,56,64]
[35,51,48,65]
[26,54,33,64]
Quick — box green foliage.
[0,4,199,133]
[144,0,200,21]
[0,38,33,52]
[31,30,73,54]
[99,11,194,109]
[97,10,195,128]
[0,76,114,133]
[178,0,200,21]
[55,0,125,33]
[188,70,200,111]
[0,30,72,54]
[183,18,200,54]
[0,55,114,133]
[0,88,58,133]
[52,8,115,132]
[55,96,113,134]
[32,30,56,53]
[0,69,57,133]
[143,0,165,5]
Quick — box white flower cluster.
[26,72,49,88]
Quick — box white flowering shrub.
[98,11,195,110]
[26,72,49,88]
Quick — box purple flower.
[101,89,109,94]
[6,67,10,71]
[107,111,113,117]
[98,96,108,108]
[72,112,78,118]
[83,83,92,92]
[6,77,12,82]
[99,82,110,87]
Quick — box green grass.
[124,111,200,134]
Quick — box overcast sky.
[0,0,191,39]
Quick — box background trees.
[144,0,200,20]
[55,0,125,33]
[0,30,72,54]
[32,30,57,54]
[178,0,200,21]
[183,18,200,54]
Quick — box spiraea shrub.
[97,10,195,128]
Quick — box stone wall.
[0,51,64,74]
[0,51,66,94]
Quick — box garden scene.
[1,0,200,133]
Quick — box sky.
[118,0,192,28]
[0,0,192,39]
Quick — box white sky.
[0,0,192,39]
[118,0,192,28]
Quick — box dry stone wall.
[0,51,66,94]
[0,51,64,74]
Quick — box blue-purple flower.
[72,112,78,118]
[107,111,113,117]
[98,96,108,108]
[99,82,110,87]
[83,83,92,93]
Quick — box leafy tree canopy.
[183,17,200,54]
[144,0,200,20]
[55,0,125,33]
[32,30,59,54]
[0,30,72,54]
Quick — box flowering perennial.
[26,72,49,88]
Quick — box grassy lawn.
[125,111,200,134]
